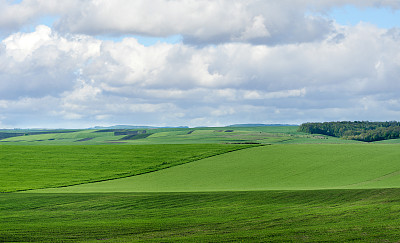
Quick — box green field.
[3,126,400,241]
[373,138,400,144]
[35,144,400,193]
[0,144,252,192]
[3,189,400,242]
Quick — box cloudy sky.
[0,0,400,128]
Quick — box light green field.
[0,144,252,192]
[36,144,400,193]
[373,138,400,144]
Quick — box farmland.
[36,144,400,193]
[0,144,253,192]
[0,125,362,145]
[2,125,400,241]
[3,189,400,242]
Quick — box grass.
[2,189,400,242]
[4,126,400,242]
[37,144,400,193]
[0,144,254,192]
[373,138,400,144]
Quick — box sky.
[0,0,400,128]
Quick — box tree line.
[298,121,400,142]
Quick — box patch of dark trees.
[119,134,151,140]
[93,129,130,133]
[298,121,400,142]
[228,142,261,144]
[0,130,78,140]
[75,138,94,142]
[94,129,148,135]
[0,132,25,139]
[114,130,147,136]
[93,129,120,133]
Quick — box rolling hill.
[35,144,400,193]
[3,126,400,241]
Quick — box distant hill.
[91,125,155,129]
[227,124,298,127]
[91,125,189,129]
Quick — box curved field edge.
[0,144,257,193]
[3,189,400,242]
[36,144,400,193]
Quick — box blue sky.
[330,5,400,28]
[0,1,400,128]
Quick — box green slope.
[0,144,252,192]
[0,130,119,144]
[4,189,400,242]
[36,144,400,193]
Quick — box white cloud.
[0,0,342,44]
[243,89,306,100]
[0,0,76,34]
[61,0,335,45]
[1,0,399,41]
[3,25,52,61]
[0,1,400,127]
[0,25,101,99]
[236,15,270,41]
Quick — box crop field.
[3,189,400,242]
[35,144,400,193]
[2,126,400,241]
[0,144,252,192]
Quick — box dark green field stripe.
[3,189,400,242]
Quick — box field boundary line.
[18,144,267,193]
[343,170,400,188]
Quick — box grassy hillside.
[3,127,400,242]
[37,144,400,193]
[0,144,253,192]
[3,189,400,242]
[373,138,400,144]
[0,130,118,144]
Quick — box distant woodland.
[298,121,400,142]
